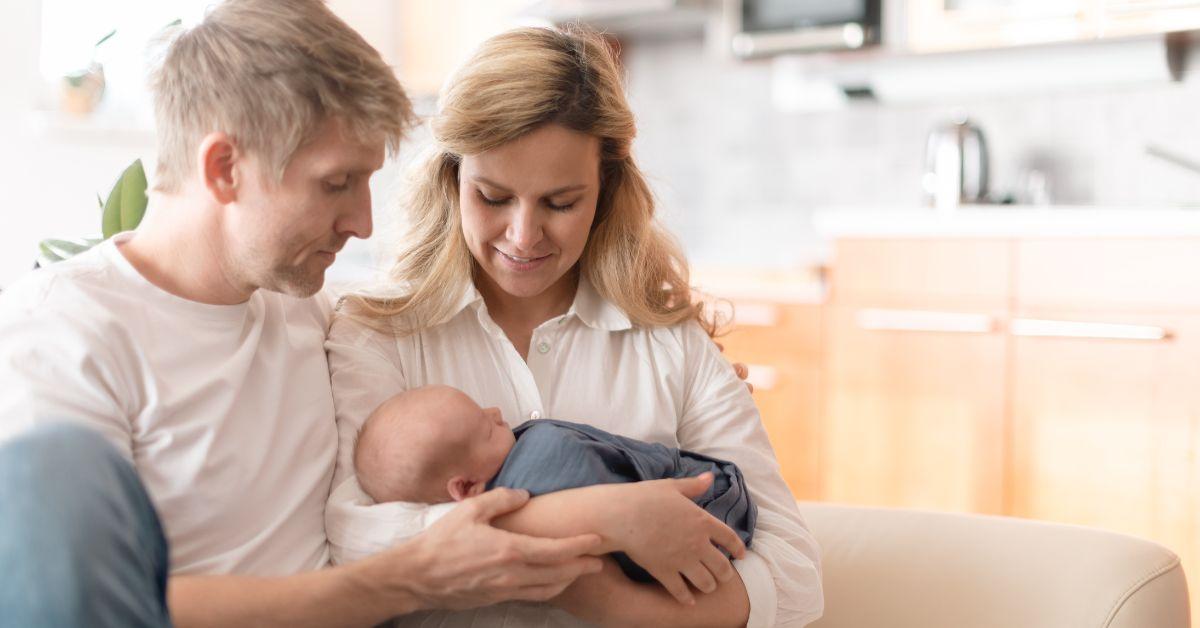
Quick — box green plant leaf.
[101,175,122,239]
[38,241,66,263]
[95,29,116,48]
[97,193,104,209]
[119,159,148,232]
[42,238,91,256]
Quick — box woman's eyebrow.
[472,176,587,197]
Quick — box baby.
[353,384,757,582]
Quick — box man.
[0,1,606,625]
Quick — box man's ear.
[197,132,238,204]
[447,476,477,502]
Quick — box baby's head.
[354,385,515,504]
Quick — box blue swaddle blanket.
[486,419,757,582]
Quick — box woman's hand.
[603,473,746,605]
[376,487,604,611]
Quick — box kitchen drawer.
[831,238,1012,309]
[720,301,821,364]
[1017,238,1200,311]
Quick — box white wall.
[0,1,158,288]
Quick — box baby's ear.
[447,476,478,502]
[448,477,470,501]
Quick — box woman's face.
[459,123,601,303]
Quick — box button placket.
[525,321,563,423]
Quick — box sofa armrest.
[798,502,1189,628]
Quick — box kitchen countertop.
[813,206,1200,239]
[690,266,827,304]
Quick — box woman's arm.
[552,556,749,628]
[489,473,746,605]
[676,322,824,628]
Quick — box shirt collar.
[449,275,632,332]
[569,276,633,332]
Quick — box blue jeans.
[0,423,172,627]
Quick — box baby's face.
[434,390,516,500]
[460,401,516,486]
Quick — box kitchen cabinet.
[1097,0,1200,38]
[821,238,1011,513]
[1009,238,1200,619]
[822,234,1200,625]
[715,299,824,500]
[822,304,1007,513]
[1009,310,1200,596]
[906,0,1100,52]
[905,0,1200,53]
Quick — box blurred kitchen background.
[4,0,1200,620]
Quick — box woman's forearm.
[490,483,627,554]
[553,556,750,628]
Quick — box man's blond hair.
[149,0,414,192]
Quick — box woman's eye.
[478,191,510,207]
[547,200,577,212]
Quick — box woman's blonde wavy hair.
[342,26,721,337]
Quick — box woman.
[326,26,822,627]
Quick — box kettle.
[923,117,989,211]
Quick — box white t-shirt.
[325,278,824,628]
[0,233,336,576]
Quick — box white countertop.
[813,206,1200,239]
[690,266,827,304]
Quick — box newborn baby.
[353,385,757,582]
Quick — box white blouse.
[324,278,823,627]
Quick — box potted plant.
[37,159,148,267]
[60,29,116,117]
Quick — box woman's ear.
[197,132,238,204]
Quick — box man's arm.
[169,488,603,628]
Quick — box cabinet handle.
[856,309,995,334]
[1010,318,1172,341]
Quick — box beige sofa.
[797,502,1189,628]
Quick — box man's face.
[227,119,385,297]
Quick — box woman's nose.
[505,204,542,252]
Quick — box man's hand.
[374,487,603,612]
[602,473,746,606]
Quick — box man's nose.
[336,188,373,240]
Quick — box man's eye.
[324,179,350,193]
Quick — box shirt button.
[536,341,551,354]
[529,410,542,420]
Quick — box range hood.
[520,0,711,37]
[770,32,1193,111]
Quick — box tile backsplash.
[621,36,1200,269]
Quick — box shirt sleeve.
[324,312,434,564]
[0,287,138,459]
[675,321,824,628]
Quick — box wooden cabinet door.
[905,0,1099,52]
[821,305,1008,514]
[1010,311,1200,597]
[718,301,823,500]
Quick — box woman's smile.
[494,247,552,271]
